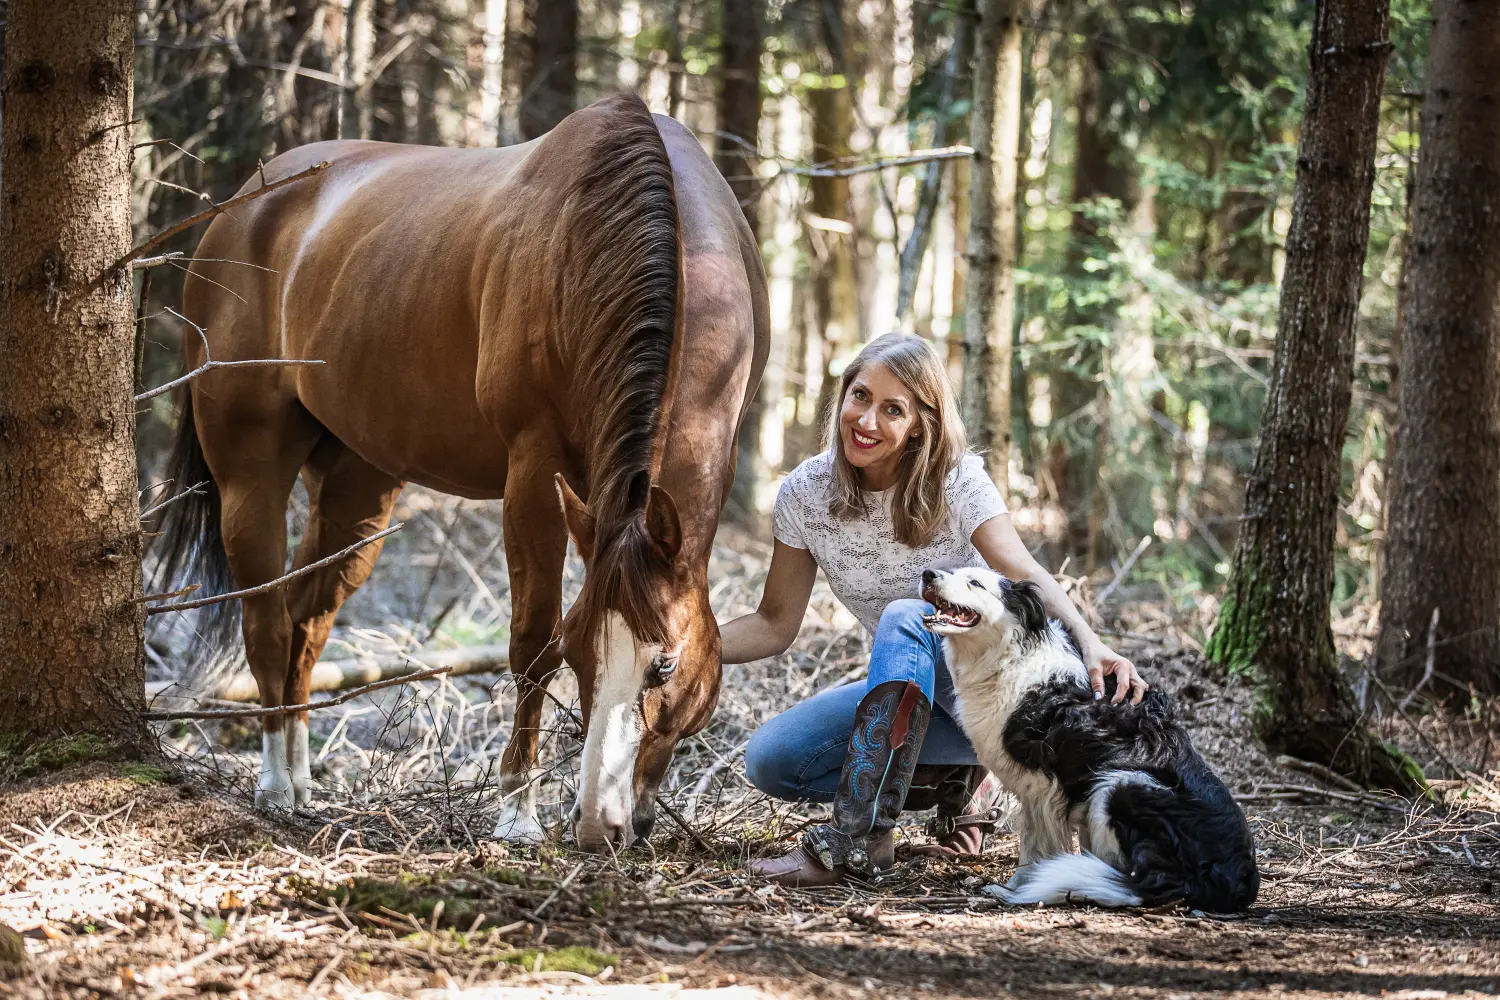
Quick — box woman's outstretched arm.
[719,540,819,664]
[971,513,1148,704]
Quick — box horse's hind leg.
[494,445,569,843]
[283,435,404,806]
[205,404,323,810]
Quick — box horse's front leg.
[493,450,569,844]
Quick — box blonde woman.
[720,333,1146,887]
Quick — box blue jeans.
[744,599,978,803]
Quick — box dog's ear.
[1002,579,1049,638]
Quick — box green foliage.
[495,946,618,975]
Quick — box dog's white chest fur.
[942,623,1087,861]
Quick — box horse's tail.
[562,91,683,649]
[149,390,239,676]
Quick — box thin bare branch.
[132,251,186,269]
[777,146,974,178]
[110,160,331,274]
[135,357,325,402]
[142,663,453,721]
[145,523,403,615]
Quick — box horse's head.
[554,473,721,851]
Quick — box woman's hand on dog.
[1088,644,1147,704]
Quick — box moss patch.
[293,872,489,929]
[1,734,117,778]
[120,763,167,785]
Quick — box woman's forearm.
[719,611,794,665]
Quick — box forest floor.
[3,495,1499,999]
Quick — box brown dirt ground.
[3,646,1499,1000]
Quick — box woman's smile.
[839,362,921,490]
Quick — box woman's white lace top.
[772,451,1008,635]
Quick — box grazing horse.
[155,93,768,849]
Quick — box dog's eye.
[969,578,984,591]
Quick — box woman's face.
[839,362,921,486]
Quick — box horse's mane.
[562,93,681,650]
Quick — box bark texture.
[1377,0,1500,699]
[717,0,764,517]
[961,0,1021,492]
[715,0,762,239]
[0,0,145,745]
[1047,31,1136,570]
[895,15,968,328]
[1206,0,1420,791]
[499,0,578,143]
[809,0,858,433]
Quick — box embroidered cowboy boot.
[751,680,931,887]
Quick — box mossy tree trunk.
[1206,0,1421,793]
[0,0,145,747]
[1376,0,1500,700]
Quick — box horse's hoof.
[492,807,545,844]
[254,786,294,811]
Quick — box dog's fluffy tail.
[989,853,1143,908]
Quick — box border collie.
[919,567,1259,911]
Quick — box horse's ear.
[555,473,595,559]
[646,484,682,562]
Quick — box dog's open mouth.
[920,587,980,629]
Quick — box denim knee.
[877,598,936,639]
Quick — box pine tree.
[1206,0,1421,791]
[0,0,145,747]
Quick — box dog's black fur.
[935,575,1259,912]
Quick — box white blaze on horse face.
[574,612,652,848]
[255,728,294,811]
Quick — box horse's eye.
[647,654,678,689]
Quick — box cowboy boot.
[908,766,1007,858]
[751,680,932,887]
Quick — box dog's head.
[919,567,1048,649]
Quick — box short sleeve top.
[771,450,1008,635]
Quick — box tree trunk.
[715,0,761,239]
[1377,0,1500,700]
[1206,0,1420,792]
[522,0,577,139]
[895,14,968,328]
[0,0,145,747]
[961,0,1021,492]
[342,0,375,139]
[716,0,764,516]
[1047,31,1135,571]
[667,0,686,119]
[499,0,531,144]
[810,0,858,434]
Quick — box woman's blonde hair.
[826,332,968,547]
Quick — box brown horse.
[155,93,768,849]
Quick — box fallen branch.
[142,663,454,721]
[1093,535,1154,609]
[1275,754,1366,794]
[110,160,331,274]
[145,523,402,615]
[146,643,509,703]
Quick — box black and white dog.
[920,566,1259,911]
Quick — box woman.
[720,333,1146,887]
